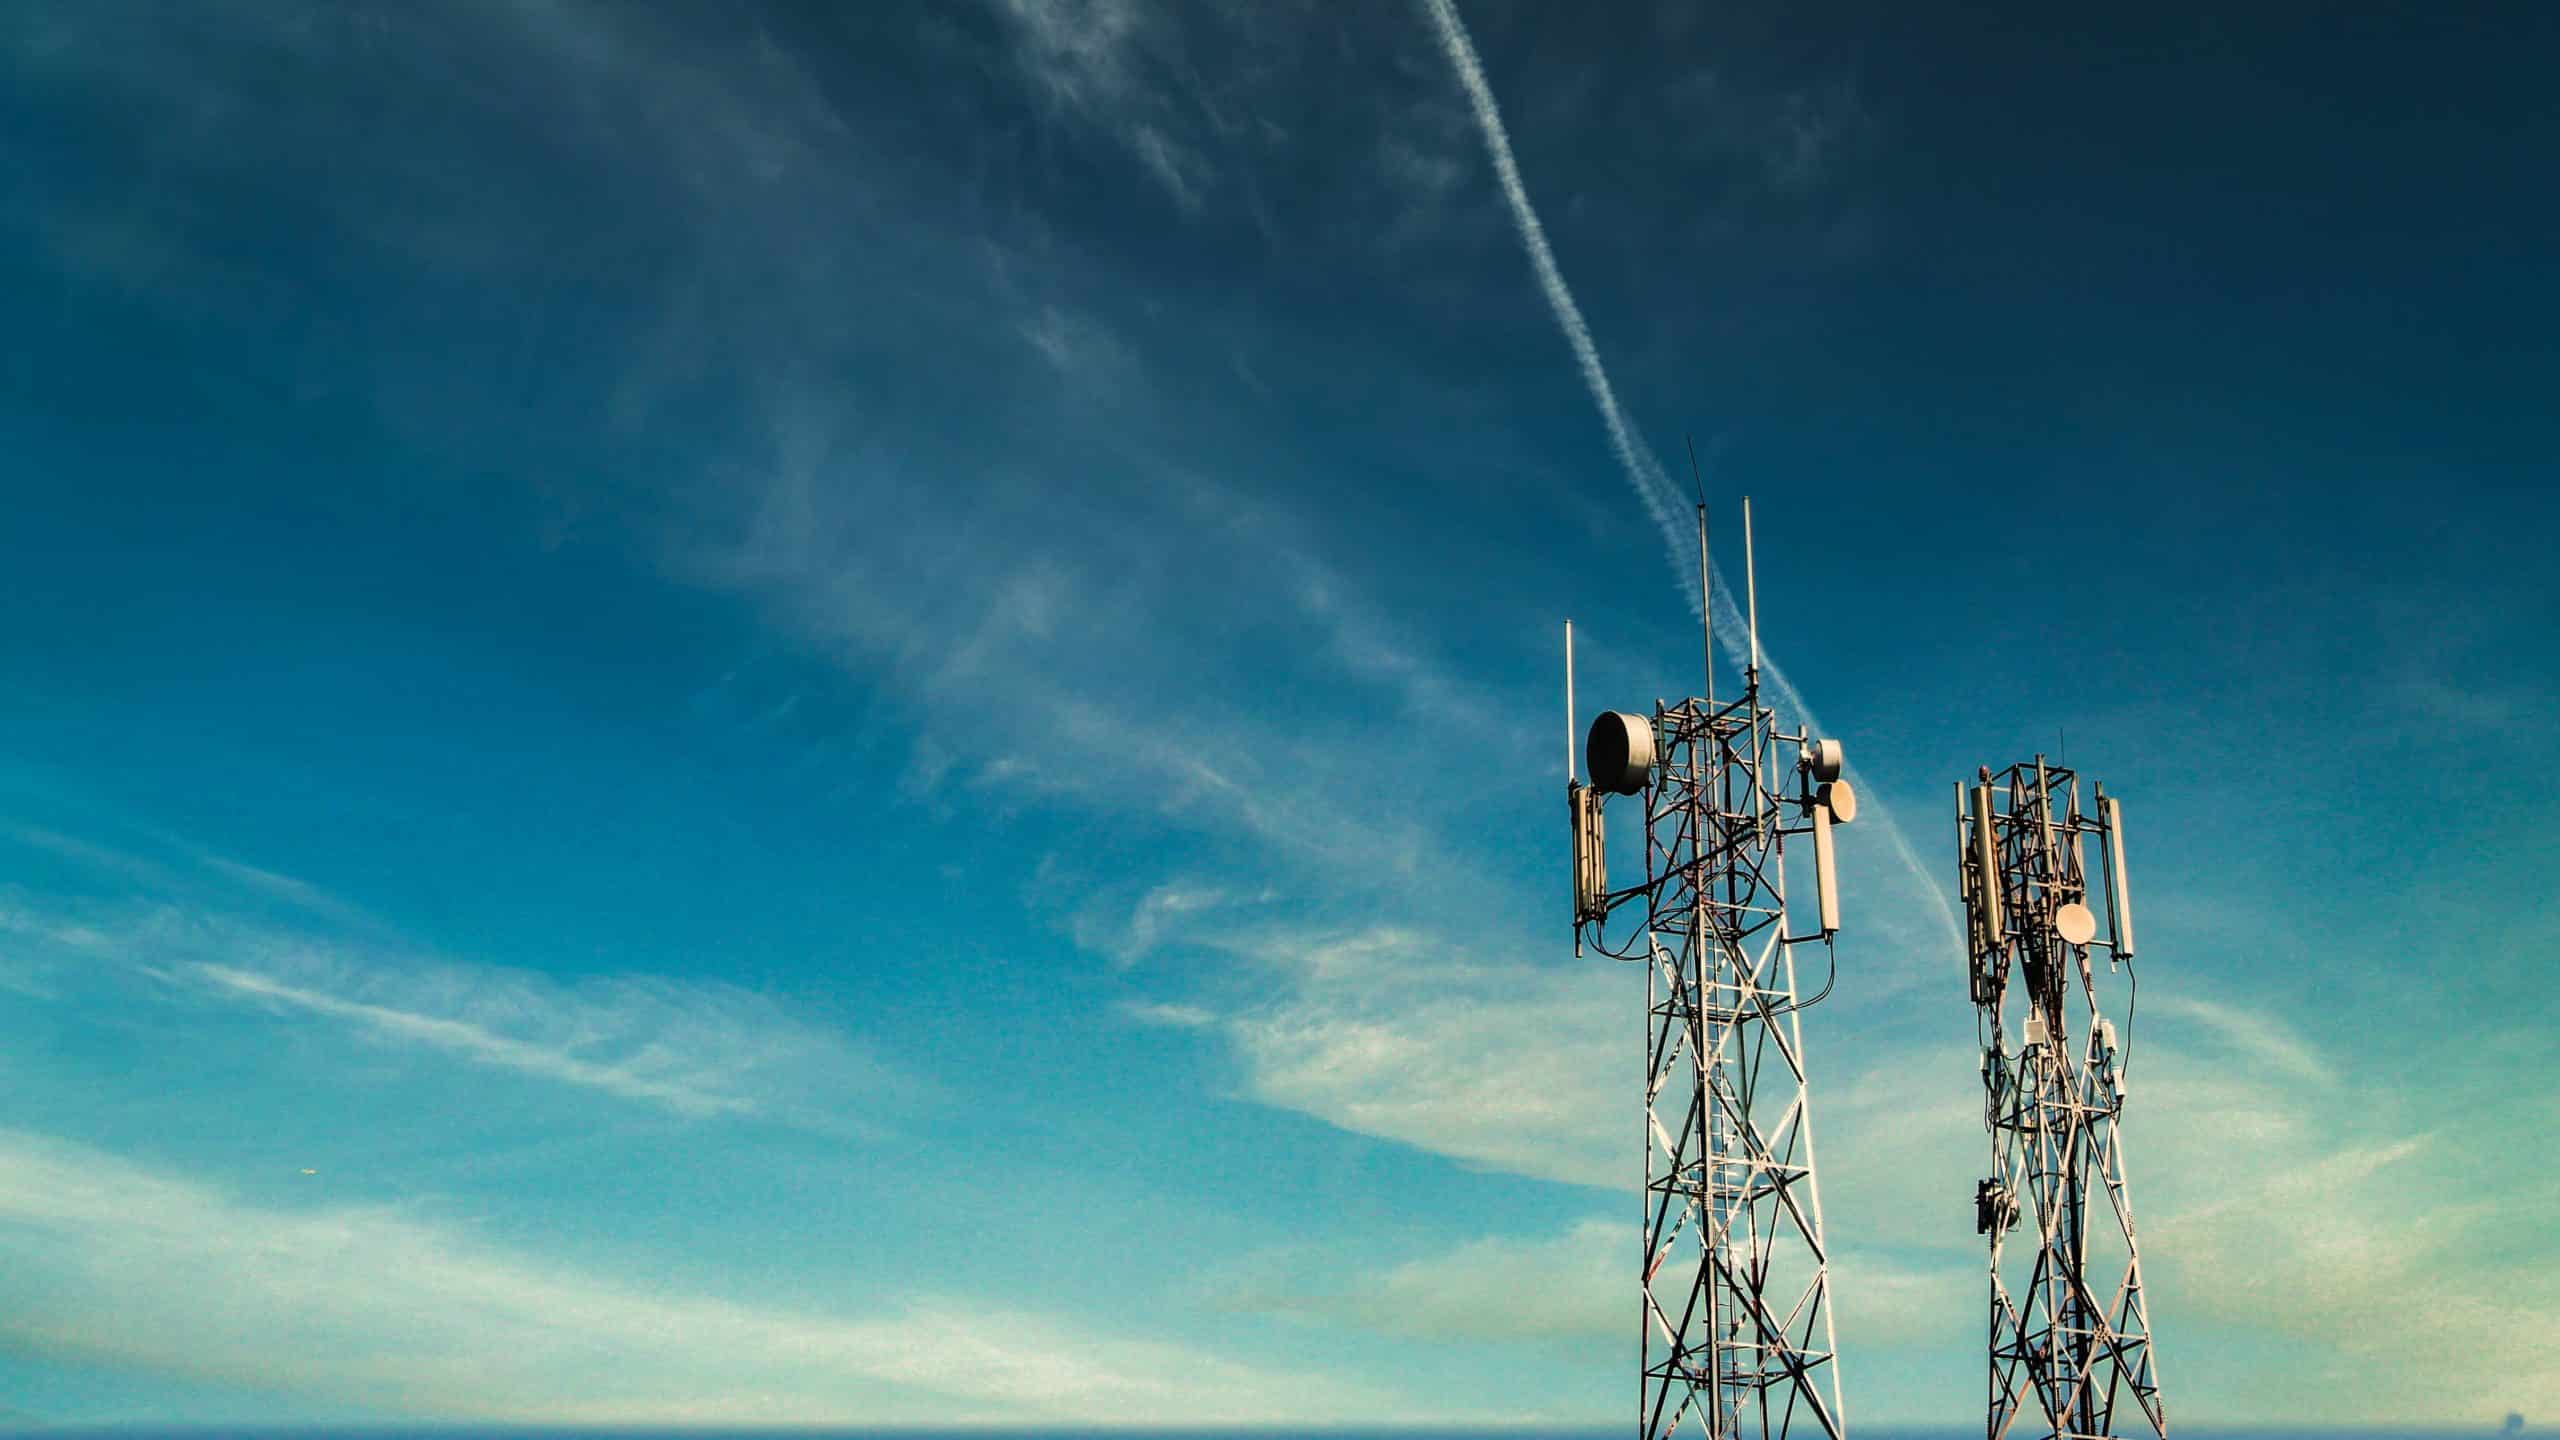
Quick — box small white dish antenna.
[1804,738,1844,782]
[2054,901,2097,946]
[1819,779,1857,824]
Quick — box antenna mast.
[1688,435,1711,706]
[1698,502,1712,707]
[1568,494,1853,1440]
[1742,495,1760,686]
[1960,760,2166,1440]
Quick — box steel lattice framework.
[1569,502,1852,1440]
[1959,760,2165,1440]
[1637,689,1844,1440]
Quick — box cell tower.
[1566,497,1854,1440]
[1958,760,2165,1440]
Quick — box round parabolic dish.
[1820,779,1858,824]
[2054,901,2098,946]
[1805,738,1844,782]
[1585,711,1656,796]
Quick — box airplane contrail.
[1417,0,1701,616]
[1420,0,1964,954]
[1713,583,1966,953]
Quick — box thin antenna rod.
[1742,493,1761,690]
[1687,435,1711,707]
[1697,503,1712,708]
[1565,620,1577,783]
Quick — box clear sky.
[0,0,2552,1426]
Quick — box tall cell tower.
[1567,497,1855,1440]
[1958,759,2166,1440]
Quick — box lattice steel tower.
[1567,498,1854,1440]
[1958,759,2165,1440]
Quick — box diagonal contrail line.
[1419,0,1962,953]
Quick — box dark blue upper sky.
[0,0,2550,1424]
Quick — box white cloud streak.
[174,941,904,1127]
[0,1127,1391,1422]
[6,891,904,1128]
[2147,1126,2560,1421]
[2146,993,2337,1086]
[1817,996,2560,1422]
[684,417,1483,896]
[1202,940,2558,1418]
[184,962,764,1118]
[1231,1215,1970,1359]
[992,0,1213,214]
[1235,1216,1624,1342]
[1417,0,1696,613]
[1208,926,1629,1188]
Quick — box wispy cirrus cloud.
[158,939,908,1129]
[989,0,1213,214]
[2148,1128,2560,1421]
[2115,1000,2555,1419]
[1075,879,1266,966]
[2,819,390,938]
[2144,993,2337,1086]
[1165,925,1630,1189]
[0,1126,1393,1423]
[175,849,384,932]
[1,812,900,1125]
[1197,911,2560,1419]
[1817,990,2560,1420]
[1228,1214,1968,1358]
[1233,1216,1623,1342]
[178,961,779,1120]
[674,399,1496,895]
[2,881,905,1129]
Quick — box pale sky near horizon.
[0,0,2553,1426]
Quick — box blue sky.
[0,0,2553,1425]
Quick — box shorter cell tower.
[1566,496,1856,1440]
[1957,759,2165,1440]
